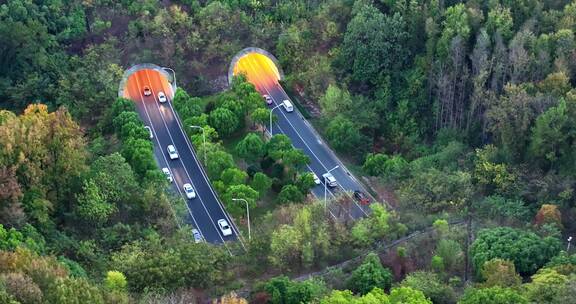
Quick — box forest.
[1,0,576,303]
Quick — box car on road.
[158,91,167,103]
[162,167,173,183]
[217,219,232,236]
[322,172,337,187]
[282,99,294,112]
[264,94,273,105]
[183,183,196,199]
[192,229,202,243]
[167,145,179,160]
[312,173,321,185]
[144,126,153,139]
[143,86,151,96]
[353,190,370,205]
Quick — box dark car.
[353,190,370,205]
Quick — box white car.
[312,173,321,185]
[167,145,178,160]
[264,94,273,105]
[183,183,196,199]
[143,86,151,96]
[162,167,173,183]
[322,172,337,187]
[158,91,167,103]
[192,229,202,243]
[282,99,294,112]
[144,126,153,139]
[217,219,232,236]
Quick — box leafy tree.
[437,4,470,58]
[524,268,570,303]
[529,97,576,173]
[388,287,432,304]
[121,138,156,177]
[111,232,230,292]
[269,224,302,270]
[277,185,305,205]
[220,168,248,186]
[250,107,272,131]
[534,204,563,229]
[89,153,138,206]
[266,134,293,160]
[399,168,472,213]
[486,4,514,41]
[480,259,522,288]
[206,150,236,179]
[295,173,316,194]
[261,276,326,304]
[209,107,239,137]
[251,172,272,197]
[0,167,24,227]
[319,85,353,117]
[474,195,531,224]
[471,227,562,276]
[436,239,462,272]
[282,149,310,180]
[431,255,445,272]
[236,133,265,164]
[0,224,44,253]
[173,88,203,118]
[222,184,259,217]
[351,204,390,246]
[105,271,127,292]
[326,115,369,155]
[401,271,456,304]
[348,253,392,295]
[338,3,409,86]
[459,286,528,304]
[75,179,116,226]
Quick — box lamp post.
[232,198,251,241]
[189,125,206,165]
[568,236,573,252]
[269,104,282,135]
[323,165,340,210]
[162,67,177,89]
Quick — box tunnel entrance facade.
[228,47,284,86]
[118,63,175,98]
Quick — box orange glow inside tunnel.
[233,53,281,92]
[123,69,173,101]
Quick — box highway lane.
[235,55,372,219]
[124,69,240,247]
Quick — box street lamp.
[269,103,282,135]
[162,67,177,89]
[189,125,206,165]
[323,165,340,210]
[232,198,251,241]
[568,236,573,252]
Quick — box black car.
[353,190,370,205]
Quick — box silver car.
[218,219,232,236]
[192,229,203,243]
[158,91,167,103]
[183,183,196,199]
[162,167,173,183]
[167,145,178,160]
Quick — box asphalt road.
[124,69,240,248]
[236,56,372,219]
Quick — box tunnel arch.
[118,63,176,98]
[228,47,284,86]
